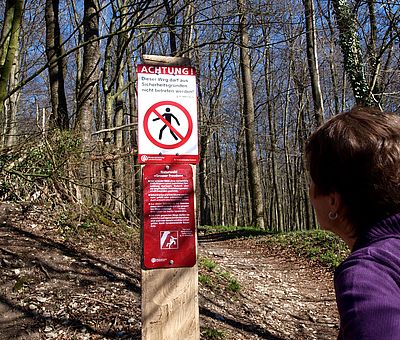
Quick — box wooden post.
[142,266,199,339]
[141,54,191,66]
[142,166,200,340]
[139,55,200,340]
[141,165,199,340]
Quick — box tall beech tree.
[1,0,400,229]
[303,0,324,126]
[74,0,100,201]
[45,0,69,130]
[237,0,265,229]
[331,0,371,106]
[0,0,23,147]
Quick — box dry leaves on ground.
[0,203,339,339]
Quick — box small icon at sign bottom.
[160,231,179,249]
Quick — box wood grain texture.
[142,265,199,340]
[141,54,191,66]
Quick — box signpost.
[137,64,198,164]
[138,56,199,340]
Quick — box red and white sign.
[142,164,196,269]
[137,64,198,164]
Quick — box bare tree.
[163,0,178,55]
[0,0,23,147]
[3,45,20,147]
[237,0,265,229]
[303,0,324,126]
[74,0,100,202]
[331,0,371,106]
[45,0,69,130]
[2,0,400,230]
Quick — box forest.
[0,0,399,232]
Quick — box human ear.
[329,191,343,215]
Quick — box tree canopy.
[0,0,399,230]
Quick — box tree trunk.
[366,0,383,106]
[127,59,141,216]
[233,114,245,227]
[199,129,212,226]
[114,2,132,216]
[237,0,265,229]
[70,0,84,103]
[214,132,225,226]
[4,44,20,147]
[74,0,100,202]
[101,11,116,209]
[0,0,22,147]
[303,0,324,126]
[163,0,177,56]
[264,53,282,232]
[45,0,69,130]
[114,70,126,215]
[180,0,195,58]
[331,0,372,106]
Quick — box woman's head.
[305,106,400,235]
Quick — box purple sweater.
[335,213,400,339]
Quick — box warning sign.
[142,164,196,269]
[143,100,193,149]
[160,231,179,249]
[137,64,198,164]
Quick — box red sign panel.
[142,164,196,269]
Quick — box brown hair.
[305,106,400,234]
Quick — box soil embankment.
[0,203,338,339]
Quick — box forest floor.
[0,202,339,339]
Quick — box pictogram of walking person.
[153,107,180,140]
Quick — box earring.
[328,211,338,220]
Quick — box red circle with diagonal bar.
[143,101,193,150]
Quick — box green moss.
[203,328,225,339]
[199,257,217,271]
[264,229,349,269]
[199,274,212,286]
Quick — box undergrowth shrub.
[269,230,349,269]
[199,226,349,270]
[0,130,81,202]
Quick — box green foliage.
[227,277,241,293]
[217,270,241,292]
[198,256,241,293]
[200,226,349,270]
[199,257,217,271]
[56,204,136,241]
[218,271,231,280]
[199,225,271,239]
[266,229,349,269]
[199,274,212,286]
[57,210,97,236]
[202,328,225,340]
[79,219,97,230]
[13,275,29,292]
[0,130,81,201]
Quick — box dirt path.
[198,237,339,339]
[0,203,141,340]
[0,203,339,339]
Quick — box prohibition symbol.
[143,101,193,149]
